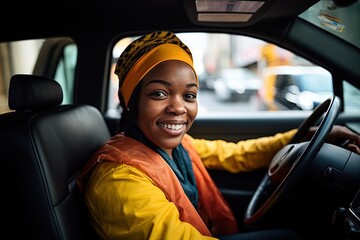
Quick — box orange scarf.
[78,133,238,236]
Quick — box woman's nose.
[166,96,186,114]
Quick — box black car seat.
[0,74,110,239]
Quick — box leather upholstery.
[8,74,63,111]
[0,74,110,239]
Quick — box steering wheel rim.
[244,96,341,227]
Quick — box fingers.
[342,127,360,146]
[348,132,360,147]
[347,143,360,154]
[329,126,360,154]
[340,126,360,154]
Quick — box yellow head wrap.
[115,31,198,108]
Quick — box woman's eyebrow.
[145,79,198,89]
[145,79,171,87]
[187,83,198,89]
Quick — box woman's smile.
[157,122,187,135]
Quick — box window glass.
[54,43,77,104]
[108,33,333,118]
[343,81,360,112]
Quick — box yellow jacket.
[82,129,296,240]
[191,129,296,172]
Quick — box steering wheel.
[244,96,341,227]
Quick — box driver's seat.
[0,74,110,239]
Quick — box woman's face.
[137,60,198,156]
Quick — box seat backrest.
[0,74,110,239]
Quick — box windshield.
[299,0,360,49]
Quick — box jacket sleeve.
[188,129,297,173]
[84,161,218,240]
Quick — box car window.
[0,39,44,113]
[53,43,77,104]
[108,32,339,117]
[0,38,77,114]
[344,81,360,112]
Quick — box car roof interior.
[0,0,336,41]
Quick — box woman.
[78,31,360,240]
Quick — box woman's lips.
[157,123,186,135]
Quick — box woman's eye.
[149,90,167,98]
[185,93,197,100]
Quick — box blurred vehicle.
[258,66,333,110]
[214,67,262,101]
[198,72,215,90]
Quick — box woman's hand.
[327,125,360,154]
[324,125,360,154]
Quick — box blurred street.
[197,90,261,114]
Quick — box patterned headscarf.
[114,31,198,108]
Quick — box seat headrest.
[8,74,63,111]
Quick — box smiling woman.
[77,30,305,240]
[74,29,360,240]
[1,0,360,239]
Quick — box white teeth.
[159,123,183,130]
